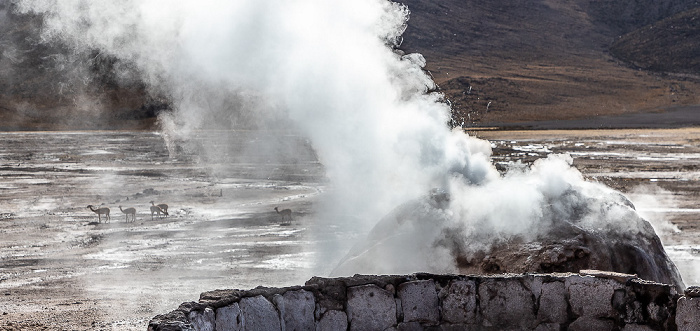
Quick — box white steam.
[627,185,682,238]
[14,0,661,277]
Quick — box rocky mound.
[332,186,685,291]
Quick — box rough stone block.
[215,304,242,331]
[272,290,315,331]
[567,275,622,318]
[537,281,568,324]
[347,284,397,331]
[478,278,536,329]
[317,310,347,331]
[568,316,614,331]
[440,279,477,324]
[239,295,281,331]
[189,307,215,331]
[676,296,700,331]
[398,280,439,324]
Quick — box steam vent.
[149,272,700,331]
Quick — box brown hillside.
[0,1,161,130]
[610,7,700,75]
[399,0,700,127]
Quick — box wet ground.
[0,131,336,330]
[1,128,699,330]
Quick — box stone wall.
[148,270,700,331]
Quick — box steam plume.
[16,0,494,221]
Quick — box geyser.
[332,155,684,290]
[15,0,683,288]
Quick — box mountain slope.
[610,7,700,75]
[0,1,160,130]
[399,0,700,126]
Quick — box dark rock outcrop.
[332,184,685,291]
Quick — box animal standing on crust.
[87,205,110,223]
[150,201,169,217]
[119,206,136,222]
[274,207,293,224]
[150,204,165,220]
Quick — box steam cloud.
[15,0,666,276]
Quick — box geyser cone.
[332,155,684,291]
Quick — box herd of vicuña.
[87,203,294,224]
[86,201,169,223]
